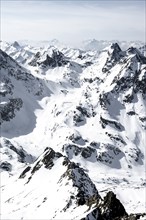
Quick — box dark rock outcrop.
[98,191,127,219]
[40,50,68,67]
[29,50,68,68]
[100,115,124,131]
[28,51,41,66]
[0,98,23,124]
[0,161,12,171]
[12,41,20,48]
[81,191,146,220]
[3,139,33,164]
[81,146,96,159]
[102,43,125,73]
[19,147,100,209]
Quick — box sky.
[1,0,145,45]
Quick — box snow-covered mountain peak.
[12,41,20,48]
[1,147,101,219]
[107,42,121,53]
[126,47,146,64]
[2,146,145,219]
[28,47,69,69]
[139,45,146,56]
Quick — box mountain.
[81,39,145,51]
[0,40,99,67]
[0,42,146,219]
[0,48,52,175]
[1,147,100,219]
[0,49,51,130]
[0,41,35,65]
[139,45,146,57]
[2,147,145,220]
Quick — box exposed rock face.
[63,144,81,158]
[0,138,34,173]
[17,148,145,220]
[29,49,68,68]
[16,147,101,218]
[41,50,68,67]
[127,47,146,64]
[12,41,20,48]
[28,51,41,66]
[102,43,125,72]
[0,49,50,125]
[19,147,62,180]
[81,191,146,220]
[100,115,124,130]
[0,49,44,95]
[0,98,23,124]
[139,44,146,56]
[3,139,27,163]
[0,161,12,172]
[81,146,96,159]
[60,158,100,207]
[98,191,128,219]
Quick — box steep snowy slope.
[0,49,52,174]
[1,147,100,220]
[0,49,52,133]
[0,42,146,219]
[2,147,145,220]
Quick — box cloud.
[1,0,145,44]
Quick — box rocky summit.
[0,40,146,220]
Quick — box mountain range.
[0,40,146,220]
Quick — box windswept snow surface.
[0,41,146,219]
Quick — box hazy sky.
[1,0,145,45]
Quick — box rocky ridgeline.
[0,138,34,172]
[82,191,146,220]
[100,45,146,99]
[19,147,100,208]
[0,49,44,96]
[29,49,68,68]
[102,43,125,73]
[18,147,145,220]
